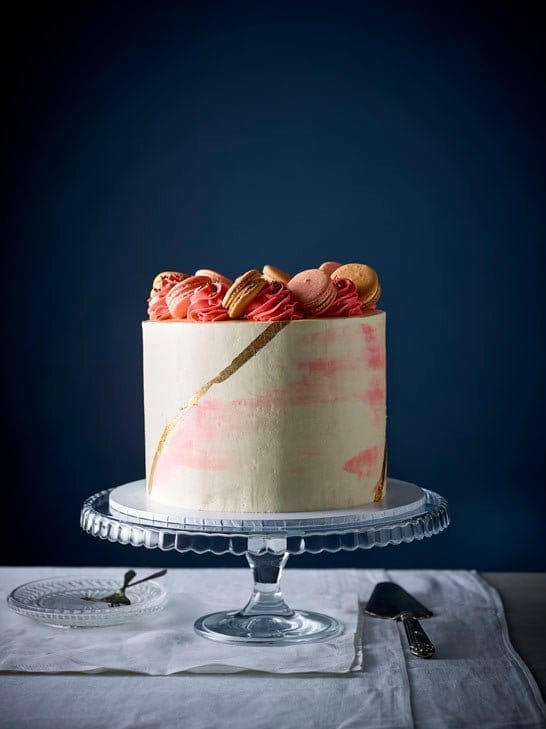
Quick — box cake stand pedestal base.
[193,552,340,645]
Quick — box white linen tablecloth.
[0,567,545,729]
[0,567,361,675]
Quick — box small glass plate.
[7,576,167,628]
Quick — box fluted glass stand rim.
[80,480,449,645]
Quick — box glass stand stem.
[193,539,341,644]
[240,552,294,617]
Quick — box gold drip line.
[374,446,387,502]
[148,321,289,492]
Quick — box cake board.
[81,479,449,646]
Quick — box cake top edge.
[147,263,382,323]
[142,310,385,326]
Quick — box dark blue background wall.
[4,2,545,570]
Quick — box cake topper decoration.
[147,262,381,321]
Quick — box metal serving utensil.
[83,569,167,607]
[365,582,436,658]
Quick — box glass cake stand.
[80,478,449,646]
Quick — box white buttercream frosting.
[143,313,387,512]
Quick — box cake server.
[365,582,435,658]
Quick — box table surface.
[482,572,546,697]
[0,570,544,729]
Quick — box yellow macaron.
[262,265,292,284]
[222,270,269,318]
[332,263,380,307]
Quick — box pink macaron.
[195,269,233,289]
[166,275,210,319]
[319,261,343,276]
[287,269,337,317]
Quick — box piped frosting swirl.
[148,272,187,321]
[187,282,230,322]
[245,282,302,321]
[324,277,363,317]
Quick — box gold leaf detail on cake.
[148,321,289,492]
[373,446,387,502]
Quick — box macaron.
[361,283,382,310]
[319,261,342,276]
[332,263,380,307]
[166,275,210,319]
[262,264,292,284]
[287,269,337,316]
[195,269,233,289]
[151,271,188,293]
[222,269,268,318]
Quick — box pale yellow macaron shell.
[222,269,268,318]
[332,263,380,306]
[262,264,292,284]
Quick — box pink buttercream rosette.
[245,282,303,321]
[323,277,362,317]
[187,282,230,322]
[148,274,186,321]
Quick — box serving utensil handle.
[125,569,168,589]
[400,612,435,658]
